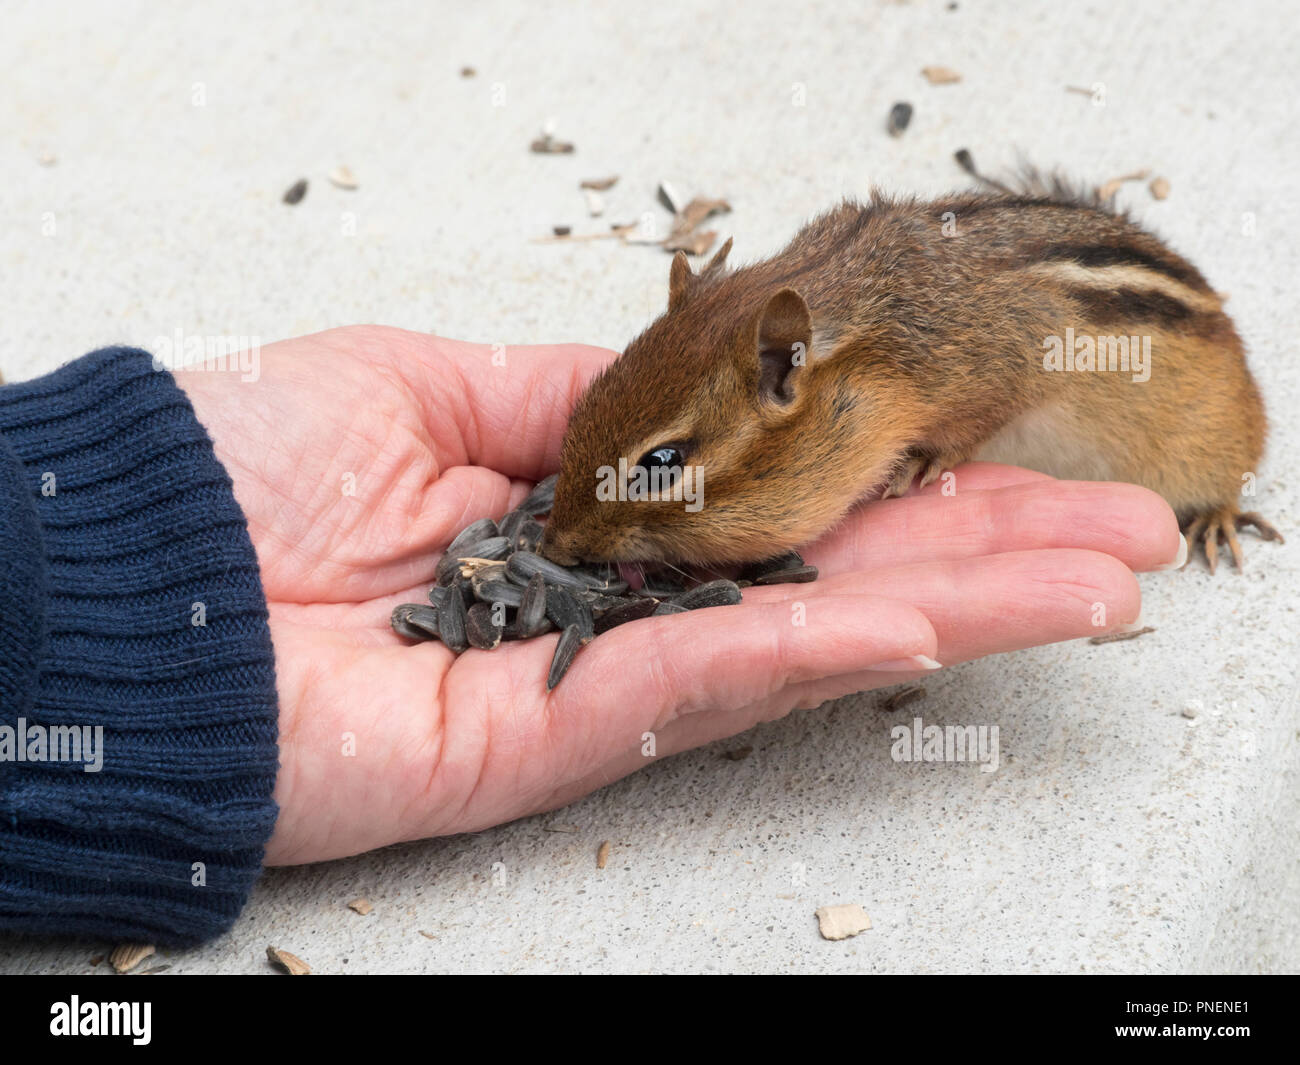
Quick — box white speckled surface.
[1,0,1296,974]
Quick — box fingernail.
[1155,533,1188,572]
[872,654,943,672]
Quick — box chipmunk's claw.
[1181,506,1282,573]
[881,452,956,499]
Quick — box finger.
[425,593,938,835]
[808,479,1183,575]
[753,547,1143,665]
[533,546,1143,812]
[910,461,1054,495]
[380,328,618,478]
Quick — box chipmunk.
[541,171,1282,574]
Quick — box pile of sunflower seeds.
[390,474,818,689]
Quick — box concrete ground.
[2,0,1297,973]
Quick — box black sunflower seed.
[887,101,913,137]
[459,535,512,561]
[513,574,549,638]
[547,624,583,690]
[515,519,545,552]
[638,576,687,598]
[473,578,524,608]
[676,579,743,609]
[740,551,805,581]
[445,517,500,558]
[653,601,689,616]
[498,509,528,543]
[392,603,441,641]
[544,585,594,643]
[592,596,659,635]
[466,602,505,650]
[751,564,819,585]
[507,550,591,591]
[517,474,558,517]
[438,589,469,652]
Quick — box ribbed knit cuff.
[0,347,279,946]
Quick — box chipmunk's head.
[542,241,893,566]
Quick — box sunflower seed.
[438,590,469,652]
[461,536,512,562]
[498,508,528,542]
[547,624,583,690]
[392,603,440,641]
[887,101,913,137]
[466,602,505,650]
[283,178,308,204]
[638,576,687,598]
[586,593,634,616]
[677,579,743,609]
[449,573,476,607]
[513,574,549,638]
[752,565,819,585]
[507,550,591,590]
[516,474,558,516]
[473,578,524,608]
[515,518,545,552]
[545,585,594,642]
[435,553,464,585]
[446,517,500,557]
[593,596,659,634]
[504,614,553,641]
[741,551,804,580]
[653,601,689,615]
[572,564,629,594]
[405,604,442,636]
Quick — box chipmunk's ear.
[702,236,733,277]
[668,250,695,312]
[756,288,812,405]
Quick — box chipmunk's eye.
[636,445,686,485]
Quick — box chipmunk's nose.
[538,524,581,566]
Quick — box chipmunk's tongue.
[617,562,645,591]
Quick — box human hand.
[177,326,1183,864]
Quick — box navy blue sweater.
[0,348,279,946]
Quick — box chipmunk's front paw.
[879,450,962,499]
[1181,506,1284,573]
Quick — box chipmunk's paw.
[1181,506,1284,573]
[880,451,961,499]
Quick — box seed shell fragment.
[266,946,312,975]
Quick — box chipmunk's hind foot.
[1181,506,1283,574]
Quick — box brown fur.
[542,179,1275,568]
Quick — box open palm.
[177,326,1183,865]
